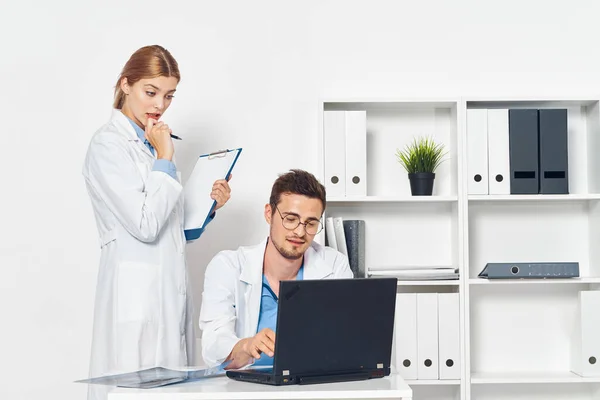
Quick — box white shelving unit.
[317,97,600,400]
[328,195,459,203]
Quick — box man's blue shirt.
[254,265,304,366]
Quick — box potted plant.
[395,136,447,196]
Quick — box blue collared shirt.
[125,117,178,181]
[253,265,304,366]
[124,116,212,241]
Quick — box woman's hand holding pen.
[145,118,174,161]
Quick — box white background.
[2,0,600,399]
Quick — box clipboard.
[74,365,226,388]
[183,148,242,231]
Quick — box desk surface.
[107,374,412,400]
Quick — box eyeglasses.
[275,206,323,235]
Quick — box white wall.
[1,0,599,398]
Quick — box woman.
[82,45,231,399]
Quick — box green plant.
[395,136,447,174]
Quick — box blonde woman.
[82,45,231,399]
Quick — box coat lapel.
[239,238,268,337]
[303,244,334,279]
[110,109,155,158]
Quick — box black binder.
[539,109,569,194]
[343,220,365,278]
[509,109,539,194]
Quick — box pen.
[170,134,183,140]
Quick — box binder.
[467,109,489,194]
[323,111,346,197]
[487,109,510,195]
[437,293,460,379]
[539,109,569,194]
[478,262,579,279]
[183,148,242,231]
[344,111,367,196]
[342,219,366,278]
[417,293,439,379]
[332,217,348,257]
[394,293,418,380]
[324,217,338,251]
[509,109,539,194]
[571,290,600,377]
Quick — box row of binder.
[467,108,569,195]
[325,217,366,278]
[393,293,460,380]
[571,290,600,377]
[323,110,368,197]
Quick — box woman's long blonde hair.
[113,45,181,109]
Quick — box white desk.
[107,373,413,400]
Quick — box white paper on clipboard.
[183,148,242,231]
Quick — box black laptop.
[226,277,397,385]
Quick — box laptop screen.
[272,277,397,376]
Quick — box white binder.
[332,217,348,256]
[344,110,367,196]
[487,109,510,195]
[467,109,489,195]
[394,293,418,379]
[324,217,338,251]
[323,111,346,197]
[183,148,242,231]
[417,293,439,379]
[571,290,600,377]
[437,293,461,379]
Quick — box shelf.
[328,194,600,203]
[328,195,458,204]
[405,379,461,386]
[468,194,600,202]
[469,278,600,285]
[323,98,459,110]
[471,371,600,384]
[369,268,459,286]
[396,280,460,286]
[466,97,599,109]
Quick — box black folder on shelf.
[539,109,569,194]
[343,219,366,278]
[509,109,540,194]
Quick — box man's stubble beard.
[270,228,304,261]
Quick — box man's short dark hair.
[269,169,326,215]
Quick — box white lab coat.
[82,109,194,400]
[199,237,353,367]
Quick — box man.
[199,169,353,369]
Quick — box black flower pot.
[408,172,435,196]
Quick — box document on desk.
[75,365,226,389]
[183,148,242,231]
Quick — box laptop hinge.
[297,371,370,385]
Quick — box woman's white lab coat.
[199,238,353,367]
[82,110,194,399]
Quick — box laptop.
[226,277,398,385]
